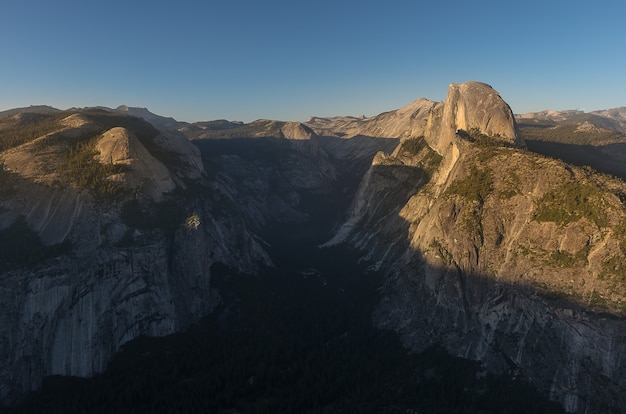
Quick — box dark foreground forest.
[2,239,565,414]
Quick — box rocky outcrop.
[0,104,400,404]
[279,122,316,140]
[0,111,270,404]
[330,82,626,413]
[95,127,176,201]
[305,98,436,139]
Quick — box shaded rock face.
[192,132,399,242]
[374,265,626,414]
[0,185,85,246]
[0,111,272,404]
[330,82,626,413]
[0,197,267,403]
[0,107,399,404]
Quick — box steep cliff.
[330,82,626,413]
[189,118,399,241]
[422,82,522,154]
[0,110,271,403]
[0,106,398,405]
[3,86,626,412]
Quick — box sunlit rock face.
[424,81,524,155]
[95,127,176,201]
[330,82,626,413]
[305,98,436,140]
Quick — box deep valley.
[1,82,625,413]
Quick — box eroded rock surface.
[0,111,269,403]
[330,82,626,413]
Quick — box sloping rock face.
[0,111,271,404]
[330,82,626,413]
[114,105,181,131]
[305,98,436,140]
[0,196,268,403]
[95,127,176,201]
[279,122,316,140]
[191,126,399,239]
[0,184,85,245]
[0,107,398,405]
[591,107,626,131]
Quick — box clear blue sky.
[1,0,625,123]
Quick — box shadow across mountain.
[2,227,567,414]
[526,139,626,180]
[1,148,573,413]
[6,128,625,412]
[193,134,399,245]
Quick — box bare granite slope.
[95,127,176,201]
[305,97,436,139]
[329,81,626,413]
[0,110,270,403]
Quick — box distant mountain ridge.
[517,107,626,132]
[1,84,626,413]
[0,105,61,120]
[5,103,625,136]
[515,106,626,181]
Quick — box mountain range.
[1,82,625,413]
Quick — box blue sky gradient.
[1,0,624,122]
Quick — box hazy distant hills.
[4,101,626,216]
[593,107,626,127]
[0,105,61,120]
[515,107,626,180]
[3,103,625,139]
[517,107,626,134]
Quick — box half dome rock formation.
[328,82,626,413]
[424,81,524,155]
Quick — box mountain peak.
[424,81,523,155]
[112,105,181,131]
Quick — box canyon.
[1,82,625,412]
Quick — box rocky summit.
[1,82,625,413]
[331,83,626,413]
